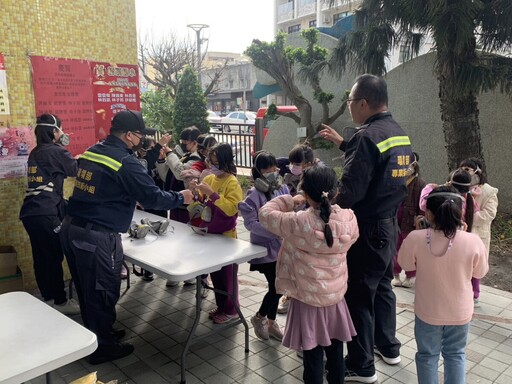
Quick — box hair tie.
[321,191,329,198]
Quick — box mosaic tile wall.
[0,0,138,291]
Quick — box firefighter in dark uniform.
[320,75,413,383]
[60,110,193,365]
[19,114,79,315]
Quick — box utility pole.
[187,24,209,87]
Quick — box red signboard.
[90,61,140,140]
[31,56,96,156]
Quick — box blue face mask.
[210,164,224,176]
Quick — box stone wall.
[262,33,512,212]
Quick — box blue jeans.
[415,316,469,384]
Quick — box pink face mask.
[209,164,224,176]
[288,164,303,176]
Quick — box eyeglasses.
[347,98,365,104]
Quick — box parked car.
[220,111,256,133]
[207,110,222,130]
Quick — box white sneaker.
[251,314,269,340]
[166,280,179,287]
[401,277,416,288]
[391,275,402,287]
[183,278,197,286]
[277,296,290,314]
[374,348,401,365]
[268,320,284,341]
[53,298,80,315]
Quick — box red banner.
[31,56,96,156]
[90,62,140,140]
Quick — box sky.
[135,0,276,54]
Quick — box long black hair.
[35,114,61,145]
[301,167,338,248]
[209,143,237,175]
[288,143,314,165]
[426,185,464,239]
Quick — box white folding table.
[122,210,267,384]
[0,291,97,384]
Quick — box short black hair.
[288,144,314,164]
[251,150,278,180]
[459,157,487,184]
[180,126,201,142]
[353,74,388,109]
[35,114,61,145]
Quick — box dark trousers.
[22,216,67,304]
[254,262,282,321]
[60,219,123,345]
[210,263,239,315]
[345,218,401,376]
[303,339,344,384]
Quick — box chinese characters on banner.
[31,56,96,156]
[0,53,11,128]
[90,62,140,140]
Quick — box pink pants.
[210,263,239,316]
[393,231,416,278]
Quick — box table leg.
[231,265,250,353]
[46,371,52,383]
[180,275,202,384]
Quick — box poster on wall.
[90,61,140,140]
[0,53,11,128]
[0,127,36,179]
[31,56,96,156]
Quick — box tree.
[138,31,227,99]
[172,66,209,137]
[329,0,512,170]
[245,29,348,140]
[140,88,174,132]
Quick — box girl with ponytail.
[398,185,488,383]
[259,166,359,383]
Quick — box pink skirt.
[282,297,356,352]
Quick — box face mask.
[288,164,302,176]
[255,171,282,193]
[180,143,189,154]
[406,161,417,177]
[210,164,224,176]
[59,131,70,146]
[470,173,480,186]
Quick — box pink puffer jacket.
[259,195,359,307]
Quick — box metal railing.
[209,122,263,169]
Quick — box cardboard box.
[0,266,23,294]
[0,246,17,277]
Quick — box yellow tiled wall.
[0,0,138,291]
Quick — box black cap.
[110,110,156,135]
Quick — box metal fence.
[210,121,264,169]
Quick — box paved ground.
[27,218,512,384]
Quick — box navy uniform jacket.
[67,135,184,233]
[337,112,413,221]
[19,143,77,219]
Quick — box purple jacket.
[238,185,290,264]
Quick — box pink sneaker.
[212,312,239,324]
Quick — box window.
[309,19,317,27]
[333,12,348,24]
[288,24,301,34]
[399,44,410,63]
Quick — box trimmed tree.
[245,29,348,141]
[140,88,174,133]
[172,66,209,137]
[329,0,512,170]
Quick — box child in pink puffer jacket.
[259,166,359,384]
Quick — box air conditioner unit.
[323,15,331,24]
